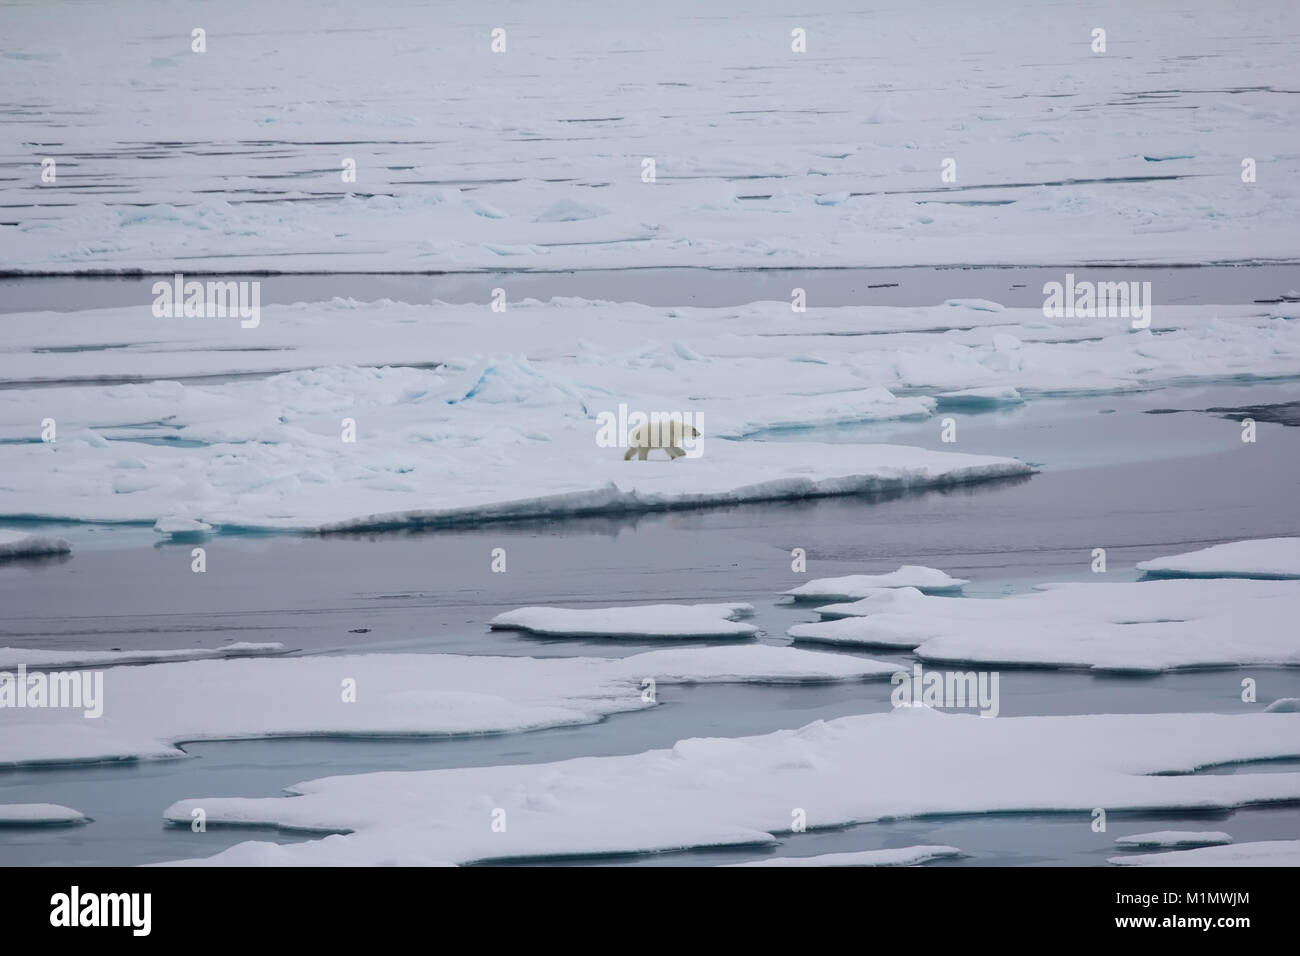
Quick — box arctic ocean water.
[1,370,1297,866]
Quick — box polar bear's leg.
[667,446,685,459]
[624,446,636,461]
[636,446,650,461]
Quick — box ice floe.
[4,295,1298,534]
[1137,537,1300,580]
[790,579,1300,672]
[157,709,1300,866]
[1114,831,1233,849]
[0,642,287,670]
[724,846,962,867]
[0,803,89,826]
[1109,840,1300,867]
[785,567,968,600]
[489,603,758,639]
[0,645,898,767]
[0,529,72,559]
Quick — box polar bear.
[623,418,700,461]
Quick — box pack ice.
[787,578,1300,672]
[489,603,758,639]
[0,645,899,767]
[784,566,968,600]
[1137,537,1300,580]
[157,710,1300,866]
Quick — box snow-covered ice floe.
[0,529,72,560]
[784,566,968,600]
[788,579,1300,672]
[4,295,1299,534]
[0,645,898,767]
[0,642,287,670]
[0,804,89,826]
[489,603,757,639]
[1137,537,1300,580]
[1109,840,1300,867]
[724,846,962,867]
[156,710,1300,866]
[152,516,214,538]
[1114,831,1233,850]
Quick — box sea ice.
[724,846,962,866]
[792,579,1300,672]
[0,645,899,767]
[157,709,1300,866]
[1113,831,1233,849]
[0,529,72,560]
[489,603,758,639]
[1109,840,1300,867]
[0,642,286,670]
[0,804,89,826]
[1137,537,1300,580]
[784,567,968,600]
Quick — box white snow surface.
[1137,538,1300,579]
[724,846,962,867]
[0,804,89,825]
[0,645,899,767]
[785,566,968,599]
[788,578,1300,672]
[4,297,1299,533]
[1114,831,1233,849]
[157,710,1300,866]
[489,603,758,639]
[1109,840,1300,867]
[2,0,1298,272]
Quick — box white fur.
[623,419,700,461]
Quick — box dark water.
[1,380,1297,866]
[3,263,1299,314]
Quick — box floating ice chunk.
[0,642,286,670]
[1137,537,1300,580]
[0,804,89,826]
[153,516,213,536]
[725,846,962,867]
[785,567,968,600]
[158,711,1300,867]
[0,529,72,559]
[489,603,758,639]
[0,645,895,767]
[838,578,1300,672]
[936,386,1024,409]
[1109,840,1300,867]
[1114,831,1232,849]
